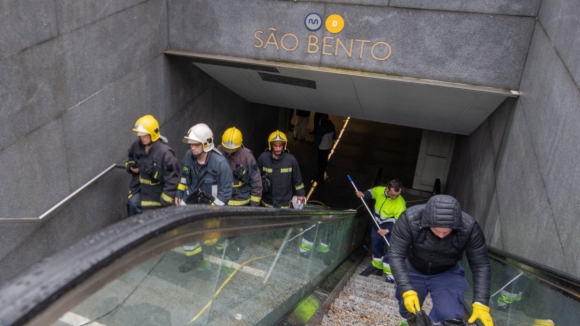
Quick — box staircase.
[321,256,432,326]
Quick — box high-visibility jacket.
[217,145,262,206]
[176,149,233,205]
[362,186,406,226]
[257,150,305,208]
[125,139,180,208]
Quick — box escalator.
[1,204,579,326]
[0,205,366,326]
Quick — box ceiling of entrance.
[167,51,516,135]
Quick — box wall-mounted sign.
[325,14,344,34]
[305,13,322,31]
[253,27,392,61]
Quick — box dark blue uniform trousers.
[395,263,469,322]
[371,222,393,265]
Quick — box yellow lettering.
[322,36,334,55]
[371,41,392,61]
[281,33,299,51]
[355,39,371,59]
[254,30,264,48]
[265,28,279,50]
[308,35,319,54]
[335,37,353,57]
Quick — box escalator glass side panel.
[36,213,366,326]
[462,256,580,325]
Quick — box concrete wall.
[168,0,536,89]
[446,0,580,278]
[0,0,279,283]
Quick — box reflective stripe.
[262,201,289,209]
[178,183,187,191]
[142,200,162,207]
[139,176,160,186]
[301,238,314,251]
[180,177,187,184]
[228,199,250,206]
[295,183,304,190]
[280,168,292,173]
[125,161,135,169]
[317,242,329,253]
[262,167,272,173]
[383,263,392,274]
[161,192,173,204]
[183,244,202,256]
[250,195,261,203]
[233,181,244,188]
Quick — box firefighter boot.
[179,255,211,280]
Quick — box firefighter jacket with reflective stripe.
[125,139,180,207]
[389,195,491,306]
[176,149,233,205]
[362,186,406,226]
[217,145,263,206]
[257,150,305,208]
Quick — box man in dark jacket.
[390,195,493,326]
[217,127,262,207]
[125,115,180,216]
[257,130,305,208]
[175,123,233,275]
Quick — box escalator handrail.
[0,205,359,326]
[488,247,580,300]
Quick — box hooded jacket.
[389,195,491,305]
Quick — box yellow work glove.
[468,302,494,326]
[402,290,420,314]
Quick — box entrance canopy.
[166,51,516,135]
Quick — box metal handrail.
[0,164,124,223]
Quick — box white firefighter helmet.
[182,123,214,152]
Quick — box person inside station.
[125,114,180,217]
[355,179,406,282]
[217,127,262,207]
[216,126,262,261]
[312,114,336,183]
[174,123,233,276]
[257,130,306,208]
[389,195,494,326]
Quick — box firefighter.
[355,179,406,282]
[125,115,180,216]
[174,123,233,275]
[257,130,306,208]
[217,127,262,207]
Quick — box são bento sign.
[253,13,393,61]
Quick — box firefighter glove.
[125,160,138,173]
[468,302,494,326]
[402,290,420,314]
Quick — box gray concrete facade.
[0,0,278,283]
[168,0,536,89]
[2,0,578,288]
[446,0,580,277]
